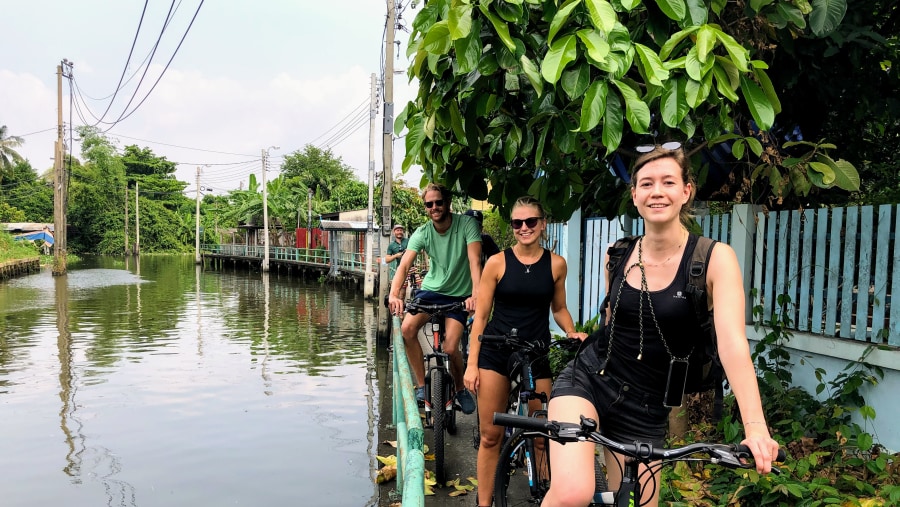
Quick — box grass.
[0,231,43,263]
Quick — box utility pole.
[195,167,202,264]
[377,0,396,336]
[124,186,130,255]
[261,146,279,272]
[364,72,378,298]
[52,59,72,276]
[135,181,140,256]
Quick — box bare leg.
[540,395,598,507]
[400,312,430,387]
[605,450,662,507]
[474,368,510,506]
[443,317,466,392]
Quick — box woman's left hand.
[741,427,781,474]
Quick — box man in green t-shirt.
[387,183,481,414]
[384,224,408,281]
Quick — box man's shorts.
[551,342,671,448]
[410,290,469,326]
[478,342,552,380]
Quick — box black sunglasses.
[424,199,445,209]
[636,141,682,153]
[511,217,542,230]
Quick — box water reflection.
[0,256,384,506]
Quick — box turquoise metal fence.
[390,316,425,506]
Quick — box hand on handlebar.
[740,431,781,474]
[464,295,477,313]
[388,294,405,317]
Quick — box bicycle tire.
[446,372,458,435]
[430,368,446,484]
[494,428,550,507]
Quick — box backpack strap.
[683,234,724,419]
[602,236,639,311]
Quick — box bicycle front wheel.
[494,428,550,507]
[430,368,446,484]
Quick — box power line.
[104,0,205,132]
[306,98,369,145]
[92,0,151,125]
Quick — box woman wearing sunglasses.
[541,144,780,507]
[465,196,586,507]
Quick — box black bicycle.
[492,412,785,507]
[405,298,467,484]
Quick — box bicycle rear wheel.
[430,368,447,484]
[494,428,550,507]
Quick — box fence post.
[731,204,761,323]
[390,316,425,506]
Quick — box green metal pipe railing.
[391,315,425,506]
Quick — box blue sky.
[0,0,422,193]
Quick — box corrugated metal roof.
[319,220,372,231]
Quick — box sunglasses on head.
[511,217,541,230]
[424,199,445,209]
[636,141,682,153]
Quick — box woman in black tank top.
[465,197,586,507]
[543,145,781,507]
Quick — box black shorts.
[551,342,670,447]
[478,344,552,380]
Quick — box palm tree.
[0,125,25,173]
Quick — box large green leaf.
[739,75,775,130]
[454,18,483,74]
[561,63,590,101]
[520,54,544,96]
[448,100,467,146]
[753,66,782,115]
[714,29,749,72]
[819,155,860,191]
[541,35,578,84]
[548,0,582,45]
[577,28,611,65]
[577,80,608,132]
[661,77,689,127]
[448,5,473,41]
[504,125,522,162]
[659,26,700,60]
[423,21,452,55]
[808,161,836,185]
[655,0,687,21]
[634,43,669,86]
[809,0,847,37]
[585,0,617,33]
[479,4,517,52]
[602,93,623,152]
[613,80,651,133]
[684,0,708,25]
[695,25,716,63]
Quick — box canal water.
[0,255,390,507]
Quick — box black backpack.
[603,234,726,419]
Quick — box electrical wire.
[104,0,205,131]
[92,0,150,125]
[306,98,369,145]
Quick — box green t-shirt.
[386,237,408,279]
[407,213,481,297]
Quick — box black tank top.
[603,235,704,387]
[483,248,554,344]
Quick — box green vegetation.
[0,127,428,256]
[0,231,40,262]
[661,291,898,506]
[398,0,897,219]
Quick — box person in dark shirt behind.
[464,209,500,264]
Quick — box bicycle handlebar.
[405,299,466,316]
[480,332,581,353]
[492,413,785,468]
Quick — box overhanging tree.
[398,0,865,219]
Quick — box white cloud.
[0,0,423,195]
